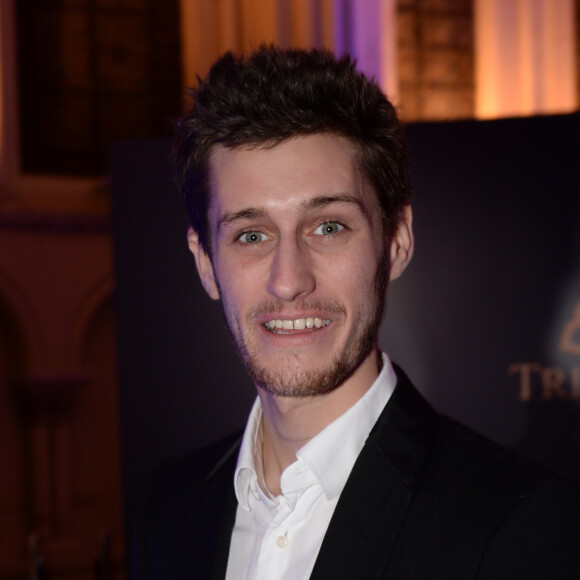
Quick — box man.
[133,46,580,579]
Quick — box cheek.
[218,250,272,295]
[326,246,380,290]
[215,262,256,314]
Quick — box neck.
[258,349,381,495]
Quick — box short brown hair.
[173,45,412,253]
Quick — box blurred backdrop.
[1,1,579,578]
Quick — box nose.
[267,237,316,302]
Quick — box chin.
[247,342,375,398]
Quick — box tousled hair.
[173,45,412,254]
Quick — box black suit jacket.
[133,368,580,579]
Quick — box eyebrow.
[217,194,365,232]
[300,194,363,213]
[218,207,268,230]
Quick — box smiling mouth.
[264,317,331,332]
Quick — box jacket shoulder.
[131,431,241,579]
[397,414,580,578]
[149,431,241,495]
[376,369,580,578]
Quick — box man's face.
[190,134,411,397]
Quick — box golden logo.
[559,300,580,355]
[509,299,580,401]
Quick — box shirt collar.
[296,352,396,499]
[233,352,397,509]
[234,396,265,510]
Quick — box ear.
[389,205,414,281]
[187,228,220,300]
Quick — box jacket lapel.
[310,367,439,579]
[209,474,238,580]
[186,438,240,579]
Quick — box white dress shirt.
[225,352,397,580]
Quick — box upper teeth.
[264,318,330,330]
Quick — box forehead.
[207,134,376,218]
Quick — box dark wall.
[112,114,580,537]
[380,114,580,483]
[111,138,255,530]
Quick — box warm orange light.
[475,0,577,119]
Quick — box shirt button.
[276,534,290,548]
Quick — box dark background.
[111,114,580,538]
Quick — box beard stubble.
[219,252,388,398]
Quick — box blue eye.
[314,222,344,235]
[239,231,268,244]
